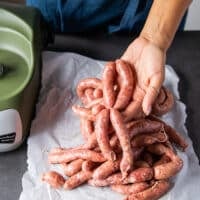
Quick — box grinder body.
[0,4,47,152]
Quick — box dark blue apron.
[27,0,186,33]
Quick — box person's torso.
[27,0,186,33]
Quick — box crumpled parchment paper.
[20,52,200,200]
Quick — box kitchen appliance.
[0,4,51,152]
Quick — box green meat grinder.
[0,4,51,152]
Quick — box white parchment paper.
[20,52,200,200]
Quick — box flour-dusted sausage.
[126,180,170,200]
[123,168,153,184]
[128,119,163,139]
[131,130,168,148]
[148,115,188,150]
[110,109,133,178]
[111,182,149,195]
[147,144,183,179]
[154,155,183,180]
[164,124,188,151]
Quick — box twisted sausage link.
[95,109,116,161]
[110,109,133,178]
[114,60,134,110]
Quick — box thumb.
[142,72,164,115]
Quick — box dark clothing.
[27,0,186,33]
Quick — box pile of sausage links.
[42,60,188,200]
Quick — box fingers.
[142,72,164,115]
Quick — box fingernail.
[146,107,152,115]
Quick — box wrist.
[138,32,168,54]
[140,28,169,53]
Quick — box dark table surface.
[0,31,200,200]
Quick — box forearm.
[140,0,192,52]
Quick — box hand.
[121,36,166,115]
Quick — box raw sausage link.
[154,156,183,179]
[80,118,93,142]
[123,100,145,122]
[92,104,105,115]
[93,88,103,99]
[49,147,65,154]
[111,182,149,195]
[48,149,106,164]
[76,78,102,100]
[72,105,96,121]
[83,128,113,150]
[85,98,104,109]
[64,170,93,190]
[123,168,153,184]
[128,119,163,139]
[61,159,83,177]
[103,61,117,108]
[93,159,121,179]
[110,109,133,178]
[82,160,97,172]
[83,132,98,149]
[114,60,134,110]
[147,144,183,179]
[164,124,188,151]
[85,88,95,103]
[122,86,146,122]
[41,171,65,188]
[148,115,188,150]
[131,130,168,148]
[95,109,116,161]
[152,87,174,116]
[126,180,170,200]
[88,167,153,187]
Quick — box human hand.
[121,36,166,115]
